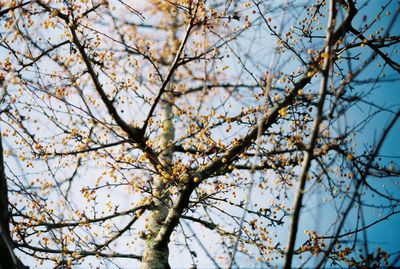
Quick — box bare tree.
[0,0,400,268]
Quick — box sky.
[1,0,400,268]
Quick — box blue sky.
[1,0,399,268]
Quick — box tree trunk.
[141,240,171,269]
[141,101,174,269]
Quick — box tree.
[1,0,400,268]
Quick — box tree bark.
[141,101,174,269]
[283,1,336,268]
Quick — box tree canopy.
[0,0,400,268]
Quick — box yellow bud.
[278,107,287,117]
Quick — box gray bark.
[141,101,174,269]
[283,1,336,268]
